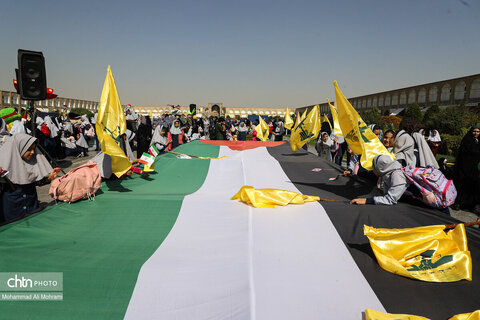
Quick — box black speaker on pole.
[17,49,47,100]
[189,104,196,115]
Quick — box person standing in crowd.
[168,119,185,150]
[274,121,285,141]
[427,130,441,157]
[136,115,152,157]
[0,134,61,222]
[316,132,337,162]
[454,126,480,214]
[0,117,10,147]
[215,117,227,140]
[151,125,171,153]
[237,122,248,141]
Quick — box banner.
[255,116,270,141]
[326,98,343,137]
[284,108,294,130]
[333,81,394,170]
[289,105,321,152]
[96,66,132,177]
[364,224,472,282]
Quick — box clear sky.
[0,0,479,108]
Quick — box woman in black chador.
[136,115,152,157]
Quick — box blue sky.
[0,0,479,107]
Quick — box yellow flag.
[365,309,430,320]
[255,116,270,141]
[364,224,472,282]
[289,105,321,152]
[333,81,394,170]
[284,108,294,130]
[449,310,480,320]
[96,66,132,177]
[231,186,320,208]
[320,113,332,131]
[326,98,343,137]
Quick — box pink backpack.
[401,166,457,209]
[49,161,102,203]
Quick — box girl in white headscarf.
[427,129,441,157]
[393,130,416,167]
[9,119,26,135]
[168,120,185,150]
[0,134,61,222]
[316,132,337,162]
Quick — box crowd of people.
[0,106,478,224]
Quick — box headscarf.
[0,134,53,185]
[10,120,26,135]
[393,130,416,167]
[412,132,439,169]
[126,129,136,142]
[275,122,285,135]
[91,152,112,179]
[319,132,333,147]
[44,116,60,138]
[427,130,441,142]
[36,117,44,130]
[64,121,73,134]
[151,125,168,146]
[0,117,10,147]
[373,154,407,189]
[238,122,248,132]
[81,115,91,125]
[75,133,89,149]
[170,120,182,135]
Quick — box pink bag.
[49,161,102,203]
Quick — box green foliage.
[400,118,423,133]
[422,105,440,128]
[404,103,423,122]
[439,134,463,156]
[359,107,381,125]
[70,108,94,118]
[434,106,479,135]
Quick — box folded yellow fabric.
[364,224,472,282]
[365,309,480,320]
[365,309,429,320]
[231,186,320,208]
[449,310,480,320]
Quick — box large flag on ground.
[333,81,394,170]
[326,98,343,137]
[364,224,472,282]
[289,105,321,152]
[255,115,270,141]
[284,108,294,130]
[96,66,131,177]
[2,141,480,319]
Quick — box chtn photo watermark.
[0,273,63,301]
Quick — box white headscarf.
[10,120,26,135]
[76,133,89,149]
[427,130,441,142]
[238,122,248,132]
[0,134,53,185]
[36,117,44,130]
[412,132,439,169]
[0,118,10,147]
[44,116,60,138]
[91,152,112,179]
[393,130,416,167]
[169,120,182,135]
[151,125,168,146]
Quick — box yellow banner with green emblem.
[255,116,270,141]
[289,105,321,152]
[326,98,343,137]
[284,107,294,130]
[364,224,472,282]
[96,66,132,177]
[333,81,394,170]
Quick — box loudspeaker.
[17,49,47,100]
[189,104,196,115]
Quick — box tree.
[404,103,423,123]
[70,107,94,118]
[359,107,381,125]
[422,105,440,129]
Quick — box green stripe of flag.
[0,141,220,320]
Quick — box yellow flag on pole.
[365,309,430,320]
[289,105,321,152]
[284,108,294,130]
[364,224,472,282]
[255,116,270,141]
[320,113,332,131]
[96,66,132,177]
[326,98,343,137]
[333,81,394,170]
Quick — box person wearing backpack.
[0,134,61,222]
[350,155,408,206]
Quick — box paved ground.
[38,141,478,224]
